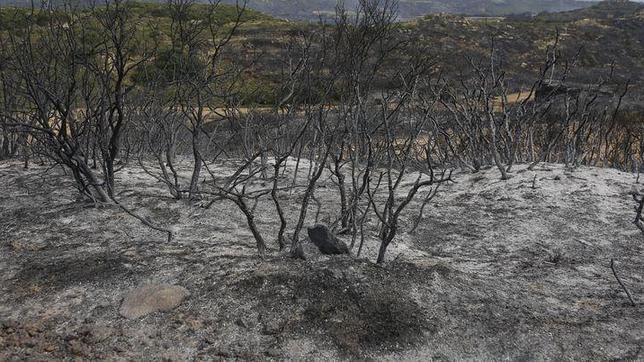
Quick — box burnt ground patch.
[229,258,439,357]
[11,254,133,295]
[1,162,643,360]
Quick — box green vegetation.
[1,0,642,105]
[125,1,271,23]
[215,0,593,20]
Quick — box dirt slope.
[0,160,642,360]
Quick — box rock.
[119,284,190,319]
[307,224,349,255]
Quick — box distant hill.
[537,0,644,21]
[1,0,641,104]
[0,0,599,20]
[217,0,598,20]
[402,0,644,105]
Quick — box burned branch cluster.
[0,0,642,262]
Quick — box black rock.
[307,224,350,255]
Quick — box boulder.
[307,224,349,255]
[119,284,190,319]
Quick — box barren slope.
[0,160,643,360]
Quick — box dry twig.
[610,259,636,307]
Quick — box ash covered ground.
[1,160,643,360]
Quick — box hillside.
[0,0,597,19]
[537,0,644,21]
[229,0,644,102]
[216,0,595,20]
[1,0,643,358]
[1,159,643,359]
[0,0,642,106]
[403,1,644,89]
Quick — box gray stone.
[119,284,190,319]
[307,224,349,255]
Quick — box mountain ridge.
[220,0,598,20]
[0,0,603,19]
